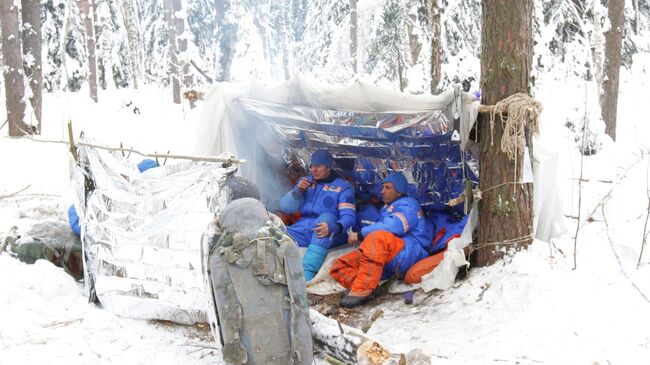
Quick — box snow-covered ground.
[2,62,650,364]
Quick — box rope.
[487,93,543,160]
[473,234,533,250]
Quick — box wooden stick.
[361,309,384,333]
[4,135,245,164]
[68,121,78,163]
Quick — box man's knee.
[360,230,404,262]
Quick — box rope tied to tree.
[488,93,543,160]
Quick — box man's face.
[310,164,330,180]
[381,182,401,204]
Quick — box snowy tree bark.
[281,0,291,80]
[601,0,625,142]
[215,0,237,82]
[632,0,639,35]
[121,0,141,89]
[78,0,98,102]
[173,0,192,92]
[428,0,442,93]
[21,0,43,133]
[163,0,180,103]
[476,0,534,266]
[0,0,27,136]
[91,0,99,44]
[406,0,421,66]
[350,0,358,74]
[591,0,603,94]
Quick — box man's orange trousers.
[330,231,404,297]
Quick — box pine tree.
[141,0,166,85]
[367,0,409,91]
[78,0,98,101]
[62,0,88,92]
[476,0,534,266]
[42,0,66,92]
[120,0,141,89]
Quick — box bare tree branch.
[602,206,650,305]
[638,155,650,269]
[573,105,589,270]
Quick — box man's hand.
[297,177,311,192]
[347,231,360,245]
[313,222,330,238]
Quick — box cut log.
[310,308,399,365]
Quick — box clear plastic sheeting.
[70,140,237,324]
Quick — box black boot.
[339,294,372,308]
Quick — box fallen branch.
[361,309,384,333]
[475,283,491,302]
[311,309,397,365]
[43,318,83,328]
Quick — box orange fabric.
[432,227,446,246]
[403,249,446,284]
[330,231,404,296]
[329,249,362,289]
[276,211,302,226]
[403,232,461,284]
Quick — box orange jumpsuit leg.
[330,231,404,297]
[330,249,362,289]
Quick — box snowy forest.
[1,0,648,135]
[2,0,650,364]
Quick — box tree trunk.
[121,0,141,89]
[91,0,99,44]
[281,0,291,80]
[591,0,603,94]
[215,0,237,82]
[428,0,442,94]
[406,0,421,66]
[0,1,27,136]
[601,0,624,142]
[78,0,98,102]
[21,0,43,133]
[350,0,358,74]
[173,0,192,92]
[631,0,639,35]
[163,0,180,103]
[476,0,534,266]
[96,0,109,90]
[398,55,406,92]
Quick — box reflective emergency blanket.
[70,141,237,324]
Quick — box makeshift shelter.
[194,76,483,294]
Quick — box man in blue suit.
[280,150,356,281]
[331,172,432,307]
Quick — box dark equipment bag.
[205,198,313,365]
